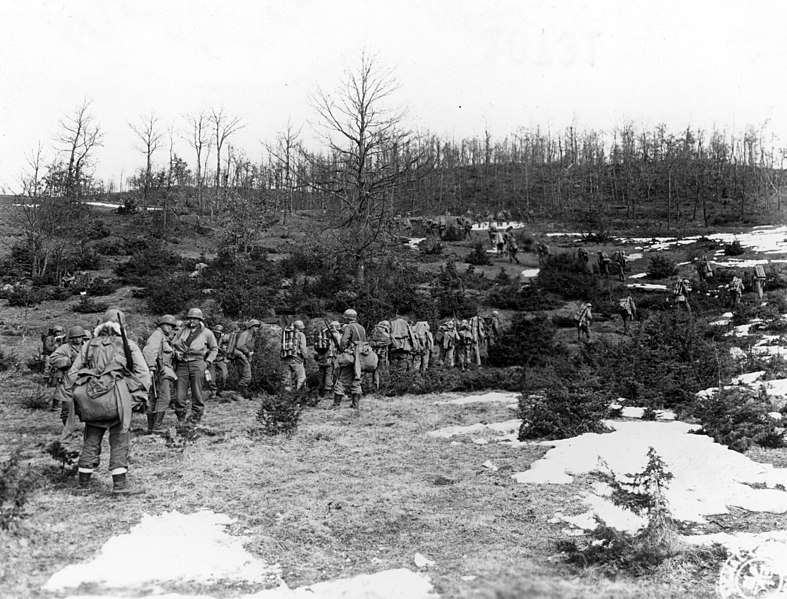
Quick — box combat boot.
[112,472,144,495]
[78,470,92,488]
[146,414,156,434]
[331,394,343,409]
[153,411,166,432]
[350,394,361,410]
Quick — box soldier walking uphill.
[672,278,692,313]
[456,321,475,371]
[42,325,66,386]
[331,309,366,410]
[411,321,434,374]
[504,227,520,264]
[281,320,309,392]
[574,302,593,341]
[61,309,151,494]
[369,320,391,391]
[50,326,88,426]
[729,275,745,309]
[697,255,714,283]
[753,265,766,300]
[617,295,638,334]
[233,319,261,399]
[208,324,229,398]
[435,319,458,367]
[172,308,218,424]
[314,321,339,397]
[613,250,627,281]
[142,315,177,433]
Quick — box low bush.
[486,284,562,311]
[87,278,121,296]
[379,365,523,396]
[72,296,110,314]
[646,255,678,279]
[465,242,493,266]
[441,224,465,242]
[6,286,48,307]
[724,240,745,256]
[687,387,784,452]
[145,275,204,316]
[0,347,19,372]
[21,385,50,411]
[418,239,443,255]
[255,392,304,436]
[488,314,562,368]
[0,447,37,530]
[558,448,682,575]
[26,353,45,374]
[115,243,182,285]
[536,253,599,301]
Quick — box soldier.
[574,302,593,341]
[537,242,551,266]
[577,247,590,268]
[61,308,151,494]
[172,308,218,424]
[233,319,261,399]
[314,321,339,397]
[618,295,638,334]
[456,320,474,372]
[281,320,308,391]
[673,278,692,312]
[42,325,66,385]
[494,229,506,256]
[729,275,745,308]
[389,316,417,372]
[697,255,714,283]
[438,216,447,239]
[331,309,366,410]
[209,324,230,398]
[504,227,520,264]
[469,314,486,366]
[142,315,177,433]
[463,218,473,240]
[597,251,611,277]
[369,320,392,390]
[486,311,501,348]
[49,326,88,417]
[613,250,627,281]
[435,319,458,367]
[488,222,498,248]
[753,265,766,300]
[411,321,434,373]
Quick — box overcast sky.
[1,0,785,191]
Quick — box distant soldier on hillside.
[673,278,692,312]
[504,227,520,264]
[753,265,766,300]
[537,242,550,266]
[729,275,745,308]
[577,247,589,268]
[597,251,611,277]
[617,295,638,334]
[613,250,627,281]
[435,319,458,367]
[574,302,593,341]
[697,254,714,283]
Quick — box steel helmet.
[343,309,358,320]
[329,321,340,328]
[53,325,65,334]
[186,308,204,321]
[158,314,177,327]
[247,319,261,328]
[213,324,224,333]
[67,325,86,339]
[293,320,305,330]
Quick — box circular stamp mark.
[718,542,787,598]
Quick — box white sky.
[1,0,786,191]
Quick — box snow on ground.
[47,512,437,599]
[619,225,787,256]
[520,268,540,278]
[626,283,668,291]
[625,252,644,261]
[427,419,520,441]
[628,272,648,279]
[45,511,281,592]
[435,391,519,405]
[512,421,787,528]
[406,238,426,250]
[471,221,527,231]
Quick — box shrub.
[26,353,45,374]
[536,253,599,301]
[418,239,443,255]
[0,447,37,530]
[114,243,182,285]
[724,240,745,256]
[559,448,681,574]
[21,385,50,411]
[43,440,80,474]
[488,314,562,368]
[518,381,612,441]
[72,296,110,314]
[6,286,47,307]
[646,255,678,279]
[516,230,534,252]
[0,347,19,372]
[380,365,523,397]
[145,276,204,316]
[487,284,562,311]
[87,278,120,296]
[441,224,465,242]
[687,387,784,452]
[465,242,493,266]
[255,392,304,436]
[93,236,128,256]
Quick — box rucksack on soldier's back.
[313,327,331,351]
[72,339,126,423]
[281,326,296,359]
[225,330,240,356]
[370,323,391,348]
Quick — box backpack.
[756,264,766,279]
[314,328,331,351]
[358,342,379,373]
[225,331,240,356]
[72,339,125,423]
[370,323,391,348]
[281,326,297,359]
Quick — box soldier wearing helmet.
[171,307,218,424]
[281,320,309,392]
[49,325,88,414]
[208,323,229,398]
[142,315,178,433]
[42,325,67,385]
[314,320,340,398]
[332,308,367,409]
[233,319,262,399]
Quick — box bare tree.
[55,99,103,201]
[307,51,432,282]
[266,121,302,218]
[129,111,163,208]
[184,111,213,213]
[210,107,244,214]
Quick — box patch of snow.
[428,419,520,441]
[45,511,280,592]
[628,272,648,279]
[472,221,527,231]
[709,319,730,326]
[413,553,435,569]
[482,460,499,471]
[406,237,426,250]
[512,421,787,526]
[626,283,668,291]
[619,407,676,421]
[545,232,584,237]
[435,391,519,405]
[520,268,540,278]
[682,530,787,554]
[730,371,766,385]
[626,253,644,261]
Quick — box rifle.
[324,318,340,351]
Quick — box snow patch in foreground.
[435,391,519,405]
[61,568,436,599]
[513,421,787,525]
[427,419,520,440]
[45,511,280,591]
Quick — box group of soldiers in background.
[488,225,520,264]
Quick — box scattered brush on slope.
[0,447,37,531]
